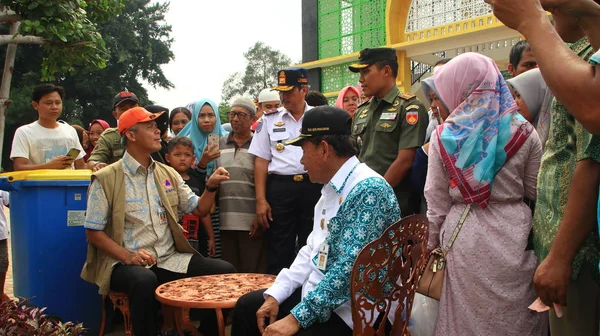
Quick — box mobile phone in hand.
[66,147,81,160]
[207,134,219,152]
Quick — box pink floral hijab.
[434,53,533,208]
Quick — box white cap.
[258,88,280,103]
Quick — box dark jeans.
[265,179,322,274]
[231,288,352,336]
[110,254,236,336]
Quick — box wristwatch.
[205,184,218,192]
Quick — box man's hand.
[539,0,599,16]
[198,143,221,168]
[48,156,74,169]
[263,314,301,336]
[249,219,262,239]
[208,238,216,257]
[533,253,572,308]
[256,199,273,230]
[484,0,547,32]
[206,167,230,188]
[123,249,156,267]
[256,295,280,334]
[92,162,108,172]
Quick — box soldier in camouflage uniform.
[87,91,140,171]
[349,48,429,216]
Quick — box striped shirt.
[217,133,256,231]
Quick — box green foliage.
[0,0,174,169]
[2,0,125,80]
[221,41,292,103]
[218,101,230,124]
[1,0,173,125]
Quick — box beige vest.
[80,160,197,294]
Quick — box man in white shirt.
[232,106,401,336]
[249,68,322,275]
[10,83,85,170]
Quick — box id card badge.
[317,242,329,271]
[158,208,168,225]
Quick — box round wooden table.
[155,273,276,336]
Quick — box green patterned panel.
[321,61,361,93]
[318,0,387,59]
[327,96,337,106]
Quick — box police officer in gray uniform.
[249,68,322,275]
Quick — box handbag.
[417,204,471,300]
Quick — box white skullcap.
[258,88,280,103]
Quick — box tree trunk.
[0,21,20,171]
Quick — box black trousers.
[231,288,352,336]
[110,254,236,336]
[265,178,322,275]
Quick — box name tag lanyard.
[318,162,360,271]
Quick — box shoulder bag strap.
[443,203,472,257]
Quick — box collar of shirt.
[370,85,399,108]
[122,151,156,176]
[325,156,361,196]
[225,131,253,148]
[280,102,313,120]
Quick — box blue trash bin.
[0,169,100,334]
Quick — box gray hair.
[121,124,139,146]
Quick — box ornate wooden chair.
[99,291,133,336]
[351,215,429,336]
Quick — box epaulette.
[399,92,416,100]
[263,107,283,116]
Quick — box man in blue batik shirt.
[231,106,401,336]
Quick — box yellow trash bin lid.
[0,169,92,182]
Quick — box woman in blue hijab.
[178,98,228,259]
[178,99,228,175]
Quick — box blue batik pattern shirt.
[264,156,401,329]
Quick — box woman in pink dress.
[424,53,547,335]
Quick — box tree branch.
[0,14,20,23]
[0,34,45,45]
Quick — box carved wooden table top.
[156,273,276,308]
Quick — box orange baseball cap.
[118,107,164,134]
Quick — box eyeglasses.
[227,111,251,119]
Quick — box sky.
[144,0,303,109]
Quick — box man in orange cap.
[81,107,236,336]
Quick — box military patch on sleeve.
[406,104,420,111]
[406,110,419,125]
[256,119,263,133]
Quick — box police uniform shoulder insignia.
[399,93,416,101]
[256,119,263,133]
[263,109,278,116]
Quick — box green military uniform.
[351,86,428,215]
[88,128,125,164]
